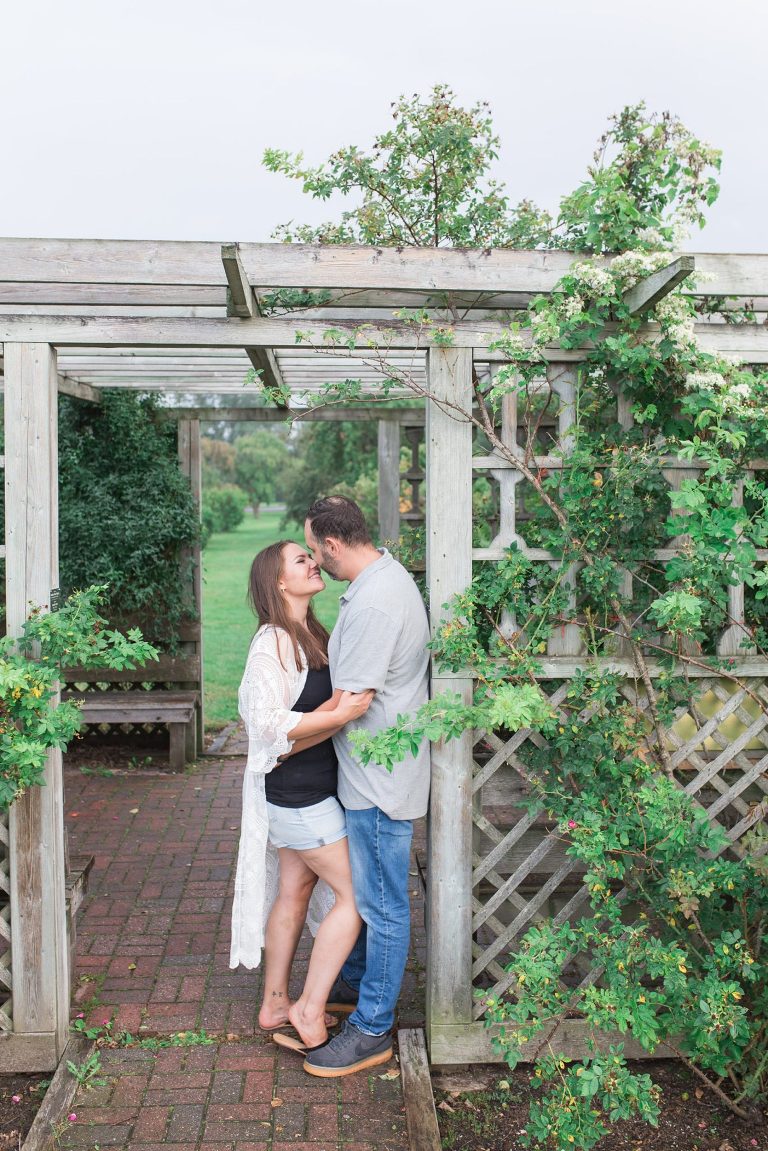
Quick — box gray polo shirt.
[328,550,430,820]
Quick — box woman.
[229,540,372,1050]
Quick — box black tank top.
[264,665,338,808]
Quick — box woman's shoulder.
[248,625,297,667]
[249,623,284,652]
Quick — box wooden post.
[425,347,474,1060]
[2,343,69,1071]
[377,419,401,544]
[547,365,584,658]
[177,419,204,756]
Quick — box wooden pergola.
[1,239,768,1071]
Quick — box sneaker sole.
[303,1045,393,1078]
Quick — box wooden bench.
[65,853,95,978]
[63,651,201,767]
[62,688,198,771]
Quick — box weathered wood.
[244,344,290,403]
[3,314,768,367]
[398,1029,443,1151]
[57,375,102,403]
[4,342,70,1063]
[64,691,197,771]
[0,313,501,348]
[0,239,587,290]
[63,691,197,717]
[159,406,426,423]
[426,347,474,1038]
[377,419,401,543]
[63,655,200,682]
[622,255,695,314]
[222,243,255,318]
[15,1035,93,1150]
[2,239,767,296]
[178,418,204,754]
[65,854,94,980]
[428,1021,674,1065]
[0,1031,60,1072]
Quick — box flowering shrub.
[0,586,157,809]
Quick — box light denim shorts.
[266,795,347,851]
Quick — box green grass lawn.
[202,511,343,729]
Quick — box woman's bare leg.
[258,849,316,1030]
[287,838,362,1047]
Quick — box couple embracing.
[229,495,430,1078]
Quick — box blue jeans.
[341,806,413,1035]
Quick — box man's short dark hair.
[306,496,372,547]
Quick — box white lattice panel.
[470,679,768,1021]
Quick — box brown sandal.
[272,1031,328,1054]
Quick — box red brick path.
[59,732,425,1149]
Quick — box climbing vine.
[0,586,157,810]
[262,92,768,1146]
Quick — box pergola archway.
[2,239,768,1070]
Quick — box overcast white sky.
[2,0,766,251]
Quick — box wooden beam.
[623,255,695,315]
[0,282,226,307]
[56,374,101,403]
[3,314,768,361]
[4,343,70,1066]
[222,243,255,318]
[2,239,768,297]
[158,405,425,422]
[14,1036,92,1143]
[245,345,288,398]
[399,1029,443,1151]
[429,1021,673,1065]
[426,347,474,1040]
[378,419,401,542]
[0,313,470,348]
[178,419,204,754]
[2,239,767,296]
[221,243,290,404]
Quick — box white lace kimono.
[229,624,334,969]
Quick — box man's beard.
[317,546,343,581]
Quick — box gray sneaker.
[325,976,358,1015]
[303,1020,392,1077]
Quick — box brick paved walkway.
[58,730,426,1150]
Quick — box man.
[302,495,430,1077]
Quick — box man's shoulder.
[352,558,424,609]
[367,554,419,590]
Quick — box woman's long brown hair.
[248,541,330,671]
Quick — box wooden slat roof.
[1,240,767,402]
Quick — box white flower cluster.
[571,262,615,296]
[635,226,667,248]
[684,366,755,413]
[655,294,696,347]
[530,309,559,344]
[670,218,691,249]
[502,332,526,353]
[562,294,585,319]
[684,370,727,392]
[609,250,669,290]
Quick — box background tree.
[57,391,200,647]
[281,421,379,531]
[201,437,237,486]
[232,429,290,512]
[265,89,719,256]
[264,83,551,249]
